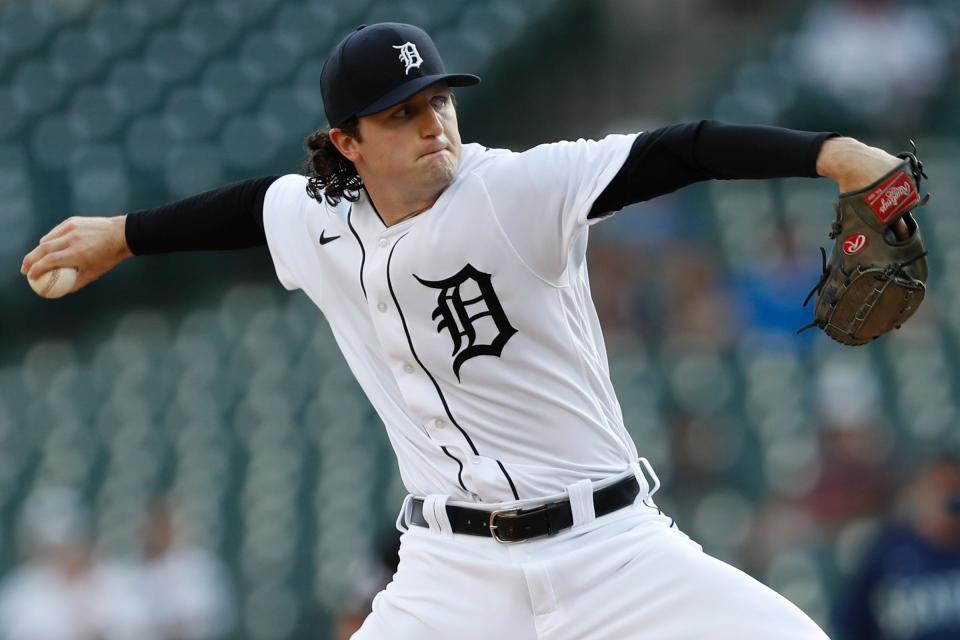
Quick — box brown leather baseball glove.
[799,143,930,345]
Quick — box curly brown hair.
[303,117,363,207]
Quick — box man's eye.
[393,108,408,118]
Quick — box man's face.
[340,83,461,202]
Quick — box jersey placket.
[359,214,479,488]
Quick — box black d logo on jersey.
[414,264,517,380]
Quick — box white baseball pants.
[352,469,830,640]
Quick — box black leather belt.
[408,475,640,543]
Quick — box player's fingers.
[26,248,74,280]
[21,242,50,275]
[38,217,77,243]
[23,218,77,271]
[21,237,70,275]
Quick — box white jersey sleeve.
[261,174,315,292]
[476,133,637,284]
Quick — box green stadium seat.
[30,115,78,170]
[220,0,286,27]
[164,87,221,141]
[783,182,838,249]
[87,4,148,60]
[240,31,300,85]
[0,90,23,142]
[173,343,224,380]
[39,420,99,487]
[324,0,375,25]
[242,583,300,640]
[218,284,280,339]
[114,309,173,345]
[364,1,434,31]
[164,144,225,199]
[67,87,125,142]
[144,29,205,86]
[0,5,55,57]
[261,87,321,142]
[12,61,66,116]
[68,145,130,215]
[241,312,292,363]
[167,390,226,433]
[272,2,336,57]
[107,60,166,115]
[125,0,188,26]
[126,115,172,171]
[762,432,819,498]
[432,29,492,76]
[280,296,315,344]
[179,3,243,57]
[219,114,282,171]
[0,145,32,274]
[770,549,831,625]
[21,340,79,395]
[667,349,735,413]
[201,59,265,117]
[50,27,108,87]
[690,489,754,560]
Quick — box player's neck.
[364,185,442,227]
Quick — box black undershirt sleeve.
[123,122,834,252]
[124,175,281,255]
[589,120,837,218]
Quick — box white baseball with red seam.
[27,266,78,299]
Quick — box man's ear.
[329,128,361,163]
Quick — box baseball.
[27,266,79,299]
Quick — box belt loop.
[422,494,453,537]
[634,457,661,500]
[395,494,413,534]
[567,478,595,528]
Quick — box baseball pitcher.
[21,22,929,639]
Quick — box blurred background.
[1,0,959,638]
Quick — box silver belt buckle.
[488,508,523,544]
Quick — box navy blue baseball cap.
[321,22,480,129]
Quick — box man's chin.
[423,156,458,187]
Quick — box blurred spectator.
[585,237,646,348]
[334,532,401,640]
[139,496,235,640]
[732,220,820,341]
[833,454,960,640]
[0,487,158,640]
[802,361,894,529]
[791,0,951,135]
[661,244,736,349]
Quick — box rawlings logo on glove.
[867,170,920,223]
[798,142,930,346]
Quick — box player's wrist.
[816,137,900,193]
[113,214,134,260]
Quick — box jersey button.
[378,238,389,248]
[403,363,414,373]
[376,302,387,313]
[433,419,446,430]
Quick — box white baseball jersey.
[262,134,639,503]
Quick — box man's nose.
[419,106,444,137]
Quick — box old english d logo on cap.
[393,42,424,75]
[320,23,481,128]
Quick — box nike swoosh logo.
[319,230,341,245]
